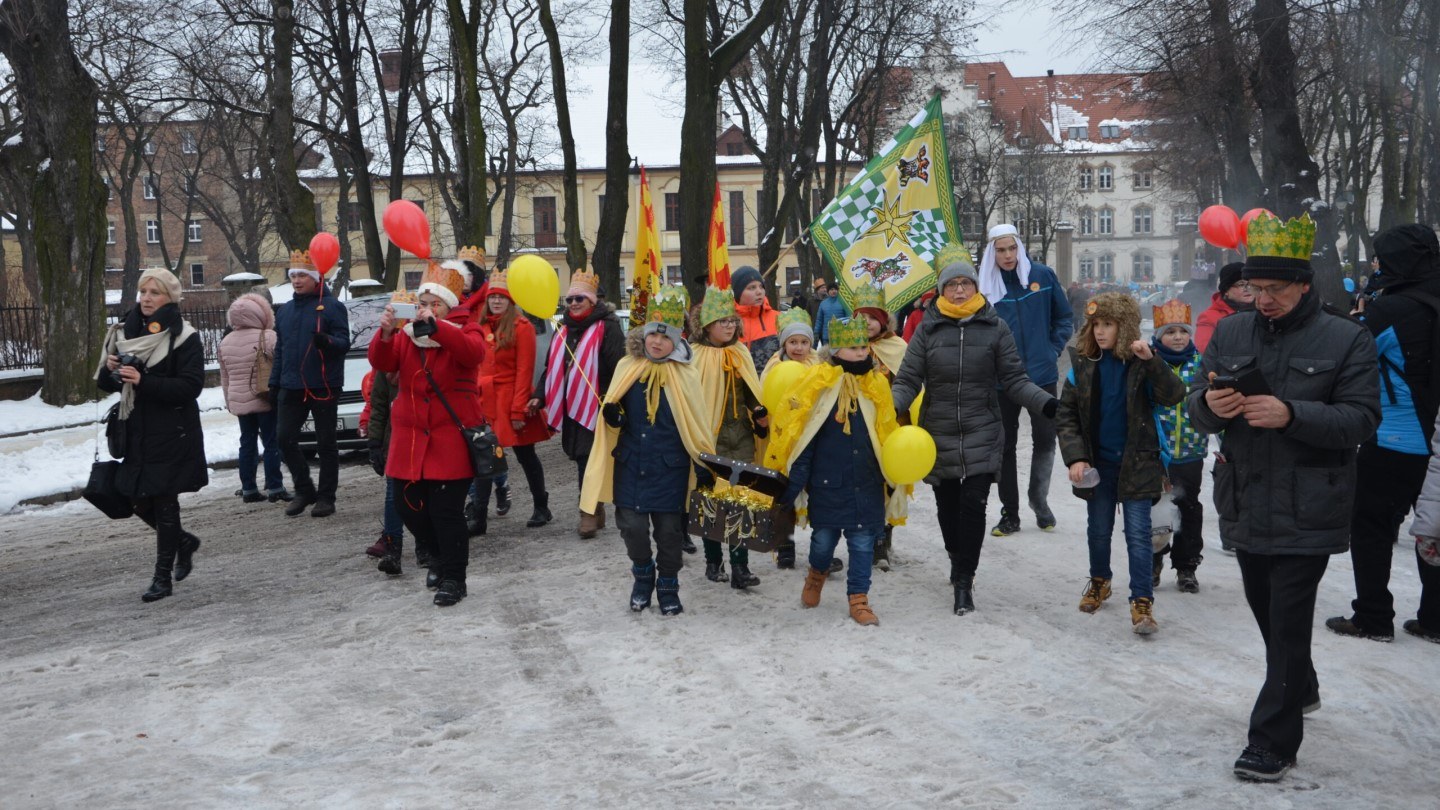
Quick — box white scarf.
[978,240,1033,303]
[97,320,198,419]
[402,318,459,349]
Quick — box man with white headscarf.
[978,224,1073,536]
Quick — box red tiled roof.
[961,62,1152,147]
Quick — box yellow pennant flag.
[630,165,663,328]
[708,182,731,289]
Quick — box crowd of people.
[95,218,1440,784]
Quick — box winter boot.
[705,561,729,583]
[578,509,599,539]
[1130,597,1158,635]
[495,483,512,517]
[730,562,761,590]
[1078,577,1112,613]
[1404,619,1440,643]
[310,499,336,518]
[952,576,976,616]
[630,561,656,612]
[1152,554,1165,588]
[284,494,314,517]
[376,536,403,576]
[142,573,173,603]
[143,501,182,602]
[874,528,893,572]
[1233,745,1293,782]
[775,541,796,570]
[596,503,607,529]
[466,500,487,537]
[241,491,266,503]
[801,567,828,607]
[425,568,442,590]
[365,533,395,558]
[267,489,293,503]
[1324,615,1394,642]
[681,536,697,554]
[848,593,879,626]
[827,558,844,575]
[1035,505,1057,532]
[173,533,201,582]
[433,579,466,607]
[656,577,683,616]
[526,492,553,528]
[1176,568,1200,593]
[991,509,1021,537]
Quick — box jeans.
[236,410,284,495]
[1085,462,1153,601]
[616,507,686,578]
[382,477,404,539]
[932,474,994,581]
[999,382,1058,518]
[397,478,471,585]
[275,388,339,502]
[808,525,881,595]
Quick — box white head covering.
[978,224,1032,302]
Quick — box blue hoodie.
[989,262,1073,387]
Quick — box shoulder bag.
[422,357,507,480]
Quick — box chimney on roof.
[987,71,997,101]
[1047,69,1058,142]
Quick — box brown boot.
[578,509,599,539]
[1078,577,1112,614]
[596,503,606,529]
[801,567,827,608]
[848,593,879,626]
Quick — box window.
[1098,253,1114,281]
[1098,166,1113,190]
[187,219,202,243]
[343,201,363,232]
[145,219,159,244]
[1078,167,1093,191]
[1078,208,1094,236]
[665,264,683,285]
[143,174,158,200]
[189,262,204,286]
[1098,207,1113,235]
[1099,124,1121,139]
[1017,136,1032,147]
[664,192,680,231]
[105,176,115,200]
[1067,125,1088,141]
[181,130,197,154]
[1012,218,1026,237]
[597,194,606,220]
[1133,169,1153,189]
[786,267,800,290]
[1079,257,1095,280]
[1171,252,1181,277]
[1131,124,1149,138]
[1011,171,1027,192]
[1133,252,1154,281]
[107,220,116,244]
[1133,206,1152,235]
[729,190,745,246]
[533,196,557,248]
[724,141,744,156]
[143,138,156,155]
[404,270,422,290]
[963,211,985,236]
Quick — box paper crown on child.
[417,262,466,308]
[698,285,738,327]
[850,275,886,316]
[777,306,814,344]
[456,245,487,267]
[827,317,870,349]
[648,285,689,330]
[288,250,315,273]
[1152,299,1193,334]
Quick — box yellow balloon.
[508,254,560,317]
[909,388,924,424]
[881,425,937,485]
[762,360,807,413]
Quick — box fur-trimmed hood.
[1077,291,1141,361]
[626,324,692,363]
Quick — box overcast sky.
[970,2,1098,76]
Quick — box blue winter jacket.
[270,290,350,392]
[990,262,1073,387]
[1357,281,1440,455]
[612,380,692,513]
[815,296,848,344]
[781,400,887,530]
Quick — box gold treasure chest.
[686,454,796,553]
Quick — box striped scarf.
[544,320,603,432]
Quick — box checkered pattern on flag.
[808,95,962,313]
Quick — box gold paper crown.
[457,245,486,266]
[777,307,812,330]
[420,261,465,301]
[487,269,509,294]
[1246,212,1316,261]
[1152,299,1192,330]
[827,317,870,348]
[699,286,737,327]
[289,250,315,271]
[932,241,975,271]
[851,277,886,314]
[649,285,689,329]
[568,267,600,296]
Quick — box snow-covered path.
[0,433,1434,808]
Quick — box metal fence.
[0,304,231,372]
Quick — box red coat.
[1194,292,1236,353]
[478,312,551,446]
[368,315,487,482]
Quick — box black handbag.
[83,460,134,519]
[422,361,508,480]
[103,402,126,459]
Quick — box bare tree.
[591,0,632,301]
[537,0,586,273]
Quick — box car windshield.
[346,295,391,352]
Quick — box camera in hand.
[412,318,437,338]
[111,353,142,385]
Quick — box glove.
[694,466,716,490]
[602,402,625,428]
[265,388,279,407]
[1042,397,1059,419]
[368,442,387,477]
[751,405,770,438]
[313,332,333,350]
[1419,536,1440,567]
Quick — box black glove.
[265,388,279,407]
[694,466,716,490]
[602,402,625,428]
[368,442,387,477]
[751,406,769,438]
[1042,397,1059,419]
[313,331,333,350]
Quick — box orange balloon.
[309,232,340,275]
[382,199,431,259]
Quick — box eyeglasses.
[565,296,589,304]
[943,279,977,291]
[1240,281,1294,299]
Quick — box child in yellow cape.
[849,273,909,378]
[765,317,909,626]
[761,307,820,381]
[580,286,714,616]
[690,285,770,590]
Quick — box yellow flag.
[708,182,731,289]
[630,165,663,328]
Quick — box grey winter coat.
[1409,415,1440,538]
[1187,294,1380,555]
[892,299,1054,483]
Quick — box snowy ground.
[0,428,1435,808]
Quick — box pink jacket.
[219,293,277,416]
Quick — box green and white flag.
[809,94,967,313]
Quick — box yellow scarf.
[868,334,909,377]
[691,342,764,436]
[579,355,716,514]
[936,292,987,320]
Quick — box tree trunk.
[0,0,110,405]
[537,0,587,274]
[592,0,630,302]
[446,0,489,250]
[265,0,317,254]
[333,0,391,288]
[1206,0,1263,210]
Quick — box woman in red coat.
[475,270,553,530]
[370,266,486,607]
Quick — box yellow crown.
[457,245,486,266]
[289,250,314,271]
[568,267,600,296]
[1245,212,1316,261]
[488,269,509,294]
[420,261,465,301]
[851,275,886,314]
[649,285,689,329]
[827,317,870,349]
[1152,299,1192,330]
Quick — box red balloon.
[1238,208,1274,245]
[1198,205,1241,250]
[382,199,431,259]
[309,232,340,275]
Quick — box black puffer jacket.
[96,306,209,499]
[892,299,1053,483]
[1188,293,1380,555]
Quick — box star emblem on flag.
[863,191,915,248]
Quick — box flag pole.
[759,236,804,281]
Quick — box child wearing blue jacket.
[1150,301,1208,594]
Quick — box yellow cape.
[692,343,763,432]
[579,355,715,514]
[763,364,909,526]
[869,334,909,378]
[761,349,820,380]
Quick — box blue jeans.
[1086,462,1154,601]
[808,525,881,595]
[237,411,284,494]
[383,477,404,538]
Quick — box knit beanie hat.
[938,261,979,291]
[730,265,763,300]
[138,266,183,303]
[1217,262,1245,294]
[777,307,814,344]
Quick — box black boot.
[495,483,512,516]
[465,500,486,537]
[730,562,761,590]
[681,536,697,554]
[775,541,796,569]
[377,536,403,576]
[656,577,683,615]
[705,561,729,583]
[142,500,182,602]
[952,576,976,615]
[173,533,201,582]
[526,492,553,528]
[630,561,656,612]
[434,579,466,607]
[284,494,314,517]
